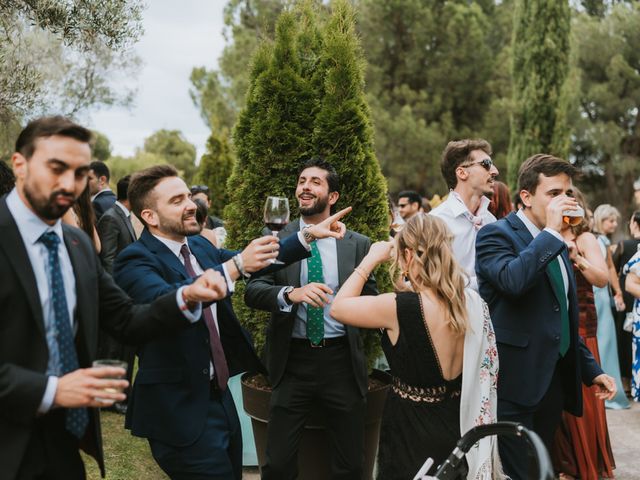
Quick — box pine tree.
[194,127,234,217]
[224,1,389,362]
[507,0,571,187]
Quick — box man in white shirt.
[431,138,499,291]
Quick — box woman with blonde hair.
[331,214,500,479]
[593,204,630,409]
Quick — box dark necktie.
[39,231,88,438]
[180,244,229,390]
[547,257,570,356]
[306,241,325,345]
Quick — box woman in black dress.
[331,214,501,479]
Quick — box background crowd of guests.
[2,116,640,480]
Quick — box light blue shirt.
[278,218,345,339]
[6,188,200,413]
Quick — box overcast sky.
[87,1,227,159]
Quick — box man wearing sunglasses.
[431,138,499,291]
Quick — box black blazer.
[0,197,192,479]
[475,212,603,415]
[112,229,310,447]
[92,190,116,220]
[244,220,378,396]
[96,204,136,273]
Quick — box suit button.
[554,335,560,341]
[204,338,209,345]
[202,368,208,375]
[553,305,560,312]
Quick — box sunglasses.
[191,185,210,194]
[461,158,493,171]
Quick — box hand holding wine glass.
[264,196,290,264]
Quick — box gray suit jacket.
[97,204,136,274]
[244,219,377,396]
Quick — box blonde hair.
[593,204,620,235]
[391,214,469,334]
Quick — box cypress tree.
[313,0,389,363]
[194,127,234,217]
[507,0,571,187]
[224,1,389,362]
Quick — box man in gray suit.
[97,175,136,274]
[245,157,377,480]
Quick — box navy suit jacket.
[475,212,602,416]
[113,229,310,446]
[92,189,116,220]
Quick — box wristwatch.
[302,225,316,244]
[283,286,295,306]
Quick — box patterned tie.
[180,244,229,390]
[306,241,325,345]
[547,257,570,356]
[38,231,88,439]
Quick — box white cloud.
[87,0,227,160]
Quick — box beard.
[298,193,329,217]
[157,210,202,237]
[23,183,75,221]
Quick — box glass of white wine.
[92,359,128,404]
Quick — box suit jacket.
[244,220,378,397]
[92,190,116,220]
[475,212,603,415]
[96,204,136,273]
[0,197,192,479]
[112,229,310,447]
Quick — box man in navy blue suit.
[113,164,350,479]
[475,154,616,479]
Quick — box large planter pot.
[242,369,391,480]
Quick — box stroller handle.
[433,421,554,480]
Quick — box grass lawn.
[82,410,168,480]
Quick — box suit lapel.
[506,212,534,247]
[115,205,136,242]
[140,229,190,280]
[63,226,94,351]
[0,198,45,337]
[336,231,356,286]
[280,220,302,287]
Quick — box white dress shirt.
[516,209,569,308]
[430,191,496,291]
[6,188,199,413]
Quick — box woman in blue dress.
[593,204,630,409]
[623,246,640,402]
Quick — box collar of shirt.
[445,191,493,230]
[6,188,65,245]
[152,233,187,260]
[516,208,542,238]
[114,200,130,217]
[91,187,112,202]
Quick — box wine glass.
[264,196,290,264]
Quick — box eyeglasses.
[461,158,493,171]
[191,185,210,194]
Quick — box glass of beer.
[92,359,128,404]
[562,205,585,227]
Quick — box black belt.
[290,336,347,348]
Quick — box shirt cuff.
[277,287,294,312]
[222,263,235,293]
[38,376,58,414]
[176,287,202,323]
[543,227,564,242]
[297,231,312,251]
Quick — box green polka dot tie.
[39,231,88,439]
[307,241,325,345]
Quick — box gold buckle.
[310,339,325,348]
